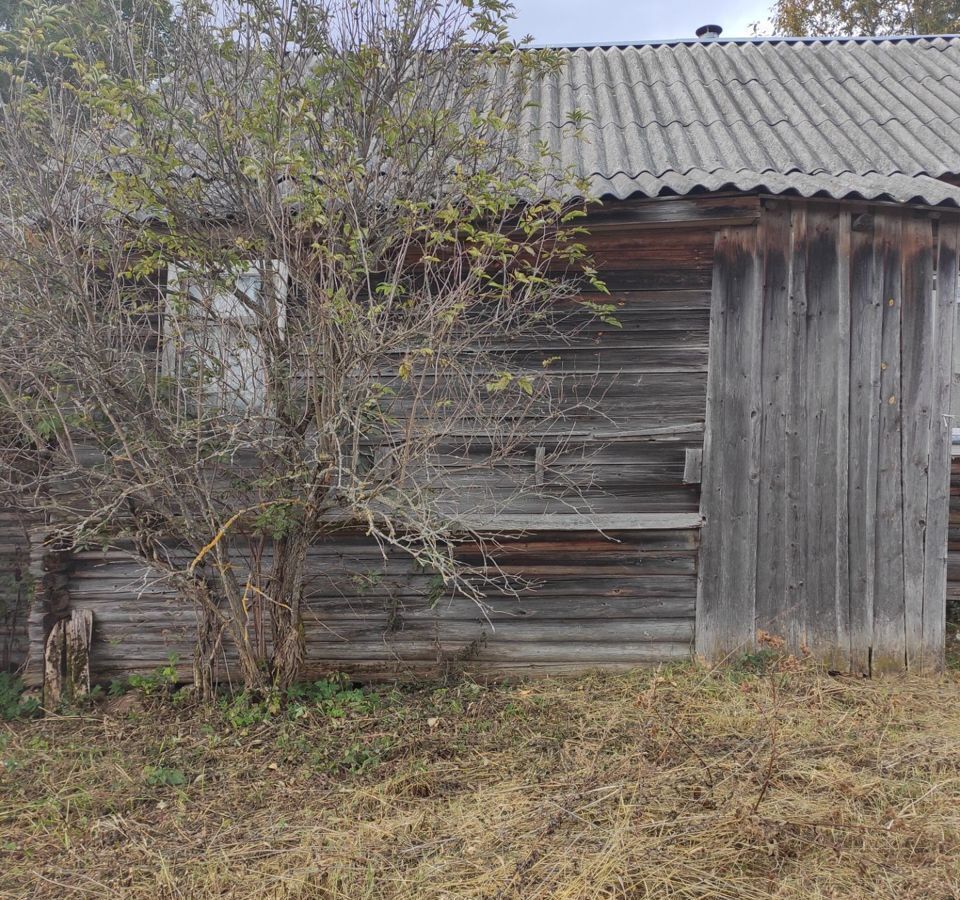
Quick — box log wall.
[0,507,30,672]
[948,452,960,623]
[19,195,756,683]
[13,194,955,683]
[48,529,697,681]
[699,200,959,673]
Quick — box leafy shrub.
[219,693,273,730]
[286,676,376,719]
[0,673,39,721]
[110,655,179,698]
[732,648,781,676]
[143,765,187,787]
[218,675,377,729]
[340,742,384,773]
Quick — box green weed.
[0,673,39,721]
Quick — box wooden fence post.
[43,608,93,708]
[24,530,80,703]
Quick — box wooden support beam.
[697,222,764,662]
[459,513,703,532]
[682,448,703,484]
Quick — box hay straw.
[1,662,959,898]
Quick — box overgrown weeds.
[1,660,959,898]
[0,673,37,722]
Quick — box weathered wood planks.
[696,224,762,660]
[699,200,955,673]
[925,222,960,670]
[11,193,954,684]
[0,507,30,673]
[872,213,908,671]
[54,527,700,682]
[755,203,793,647]
[847,214,881,673]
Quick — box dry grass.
[2,659,960,899]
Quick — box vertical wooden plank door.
[698,202,954,673]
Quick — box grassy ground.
[1,656,960,899]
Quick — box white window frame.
[163,260,289,412]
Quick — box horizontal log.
[73,574,699,604]
[82,594,696,625]
[87,639,693,665]
[584,231,714,270]
[89,618,694,646]
[583,195,760,230]
[75,527,700,560]
[443,492,701,517]
[71,551,698,584]
[294,640,695,663]
[322,659,687,679]
[87,653,691,682]
[599,268,711,291]
[457,513,702,531]
[492,347,708,374]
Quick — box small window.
[163,261,288,412]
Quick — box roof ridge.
[529,34,960,51]
[546,68,960,94]
[585,164,960,182]
[530,111,960,132]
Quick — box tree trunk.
[212,550,269,694]
[189,578,224,701]
[268,530,309,691]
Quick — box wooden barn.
[6,31,960,685]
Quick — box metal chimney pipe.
[695,24,723,40]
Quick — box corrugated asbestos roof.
[521,35,960,206]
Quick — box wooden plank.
[802,209,846,666]
[264,575,697,603]
[72,572,700,602]
[86,651,695,683]
[0,510,31,673]
[84,596,698,625]
[719,222,763,659]
[72,551,699,580]
[755,202,792,643]
[599,268,712,292]
[783,205,809,654]
[43,621,66,708]
[574,290,711,309]
[835,212,853,670]
[457,513,702,531]
[922,218,960,672]
[900,214,937,670]
[695,227,731,661]
[682,448,703,484]
[23,532,73,688]
[499,347,708,375]
[65,609,93,700]
[584,195,762,230]
[94,619,696,645]
[873,211,907,673]
[86,639,694,665]
[72,528,702,561]
[847,214,882,674]
[260,641,695,664]
[697,223,762,661]
[584,228,715,264]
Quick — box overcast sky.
[510,0,774,45]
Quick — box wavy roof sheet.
[524,35,960,206]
